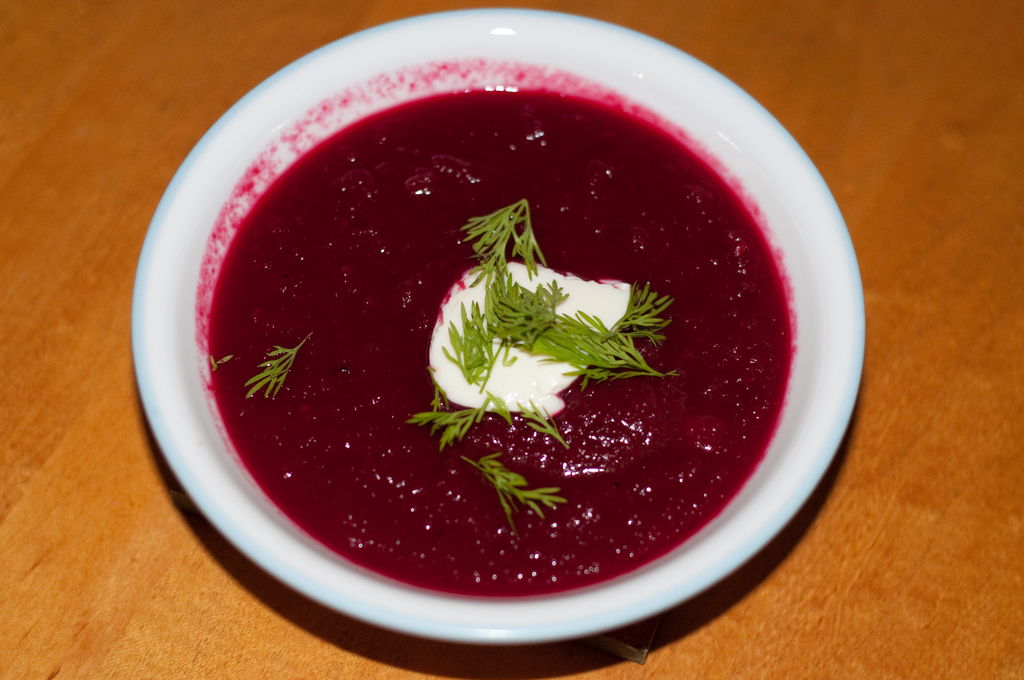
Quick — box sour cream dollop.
[428,262,631,415]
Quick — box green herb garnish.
[209,354,233,371]
[463,198,545,285]
[443,300,499,389]
[525,284,674,389]
[408,391,512,450]
[413,199,674,416]
[408,199,675,531]
[244,333,311,398]
[446,200,674,395]
[461,452,566,534]
[517,401,568,448]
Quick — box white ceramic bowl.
[132,9,863,644]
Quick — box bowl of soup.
[132,9,863,643]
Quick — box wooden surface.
[2,0,1023,677]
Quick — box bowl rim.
[132,7,865,644]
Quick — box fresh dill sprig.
[483,281,676,390]
[209,354,233,371]
[244,333,311,398]
[528,288,676,389]
[461,452,566,533]
[614,282,675,343]
[408,392,512,450]
[444,300,498,390]
[463,198,545,285]
[429,370,447,412]
[491,278,567,351]
[518,401,568,449]
[408,392,567,451]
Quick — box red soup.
[206,89,792,595]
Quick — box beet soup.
[205,90,792,595]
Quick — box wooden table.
[3,1,1022,677]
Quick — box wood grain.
[2,0,1023,677]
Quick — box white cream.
[429,262,631,415]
